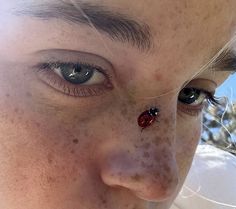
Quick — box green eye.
[60,63,94,84]
[178,88,206,105]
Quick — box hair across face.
[0,0,236,209]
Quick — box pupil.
[178,88,200,104]
[61,63,94,84]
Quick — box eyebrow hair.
[210,48,236,72]
[13,1,153,52]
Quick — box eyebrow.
[13,1,153,52]
[210,48,236,72]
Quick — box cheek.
[0,105,98,206]
[176,115,202,181]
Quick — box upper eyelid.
[31,49,116,78]
[33,49,114,69]
[181,78,217,93]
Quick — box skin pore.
[0,0,236,209]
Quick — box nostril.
[132,170,179,202]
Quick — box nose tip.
[99,150,179,202]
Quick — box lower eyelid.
[177,102,204,116]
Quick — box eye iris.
[60,63,94,84]
[178,88,201,104]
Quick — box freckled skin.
[0,0,236,209]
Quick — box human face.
[0,0,236,209]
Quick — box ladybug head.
[149,107,159,116]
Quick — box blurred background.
[202,73,236,155]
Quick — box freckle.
[35,122,41,127]
[14,108,19,113]
[26,92,32,97]
[72,138,79,144]
[186,39,192,45]
[165,137,172,146]
[46,176,56,183]
[154,153,161,162]
[141,161,146,168]
[70,150,75,154]
[155,73,163,81]
[140,137,145,142]
[83,130,89,137]
[163,118,169,125]
[120,107,128,116]
[143,142,150,149]
[10,119,14,124]
[131,173,142,181]
[47,153,54,164]
[155,172,160,179]
[153,137,161,146]
[163,164,171,173]
[102,199,107,204]
[143,152,150,158]
[5,93,10,97]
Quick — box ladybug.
[137,107,160,129]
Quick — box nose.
[99,142,179,202]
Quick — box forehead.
[10,0,236,52]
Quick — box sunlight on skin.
[0,1,236,209]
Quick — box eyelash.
[35,61,113,97]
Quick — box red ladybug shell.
[138,110,156,128]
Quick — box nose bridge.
[99,98,179,202]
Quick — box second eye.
[178,88,207,106]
